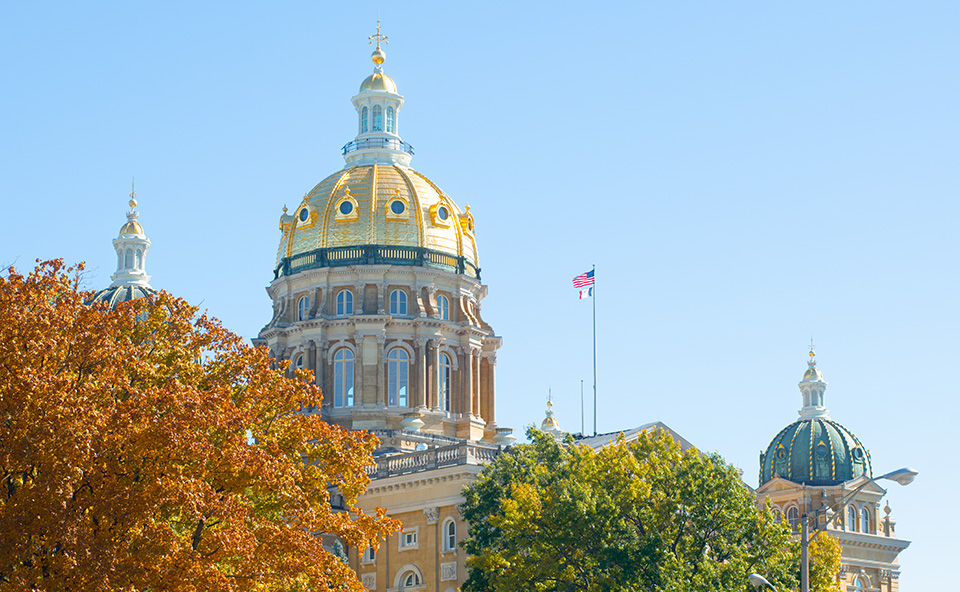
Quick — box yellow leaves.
[0,260,399,592]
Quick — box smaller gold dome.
[371,48,386,65]
[541,416,560,429]
[803,367,823,380]
[360,73,397,93]
[119,220,143,236]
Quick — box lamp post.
[799,467,917,592]
[749,573,777,590]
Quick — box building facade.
[252,28,513,592]
[756,348,910,592]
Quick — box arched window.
[851,576,867,592]
[298,296,309,321]
[386,106,395,133]
[361,106,368,133]
[135,249,142,269]
[124,248,133,269]
[437,294,449,321]
[786,507,800,530]
[337,290,353,316]
[861,507,871,534]
[387,348,409,407]
[372,105,383,131]
[390,289,407,316]
[333,349,354,407]
[773,509,782,524]
[847,506,857,531]
[439,353,452,412]
[294,354,304,370]
[442,518,457,552]
[400,570,421,590]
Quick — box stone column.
[377,334,387,407]
[354,282,365,314]
[463,347,474,417]
[377,281,387,315]
[415,338,428,409]
[427,287,438,319]
[472,350,481,419]
[431,339,441,411]
[485,352,496,425]
[360,335,379,408]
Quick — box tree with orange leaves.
[0,260,399,592]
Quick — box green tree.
[461,428,837,592]
[0,260,400,592]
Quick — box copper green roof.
[759,417,872,486]
[89,284,158,309]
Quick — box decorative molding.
[423,506,440,525]
[440,561,457,582]
[361,572,376,590]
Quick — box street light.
[749,573,777,590]
[800,467,917,592]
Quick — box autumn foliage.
[0,260,399,592]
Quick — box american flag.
[572,269,595,288]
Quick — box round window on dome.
[390,200,405,214]
[776,448,786,460]
[438,206,448,220]
[299,208,309,222]
[339,201,354,215]
[816,444,828,457]
[853,448,864,460]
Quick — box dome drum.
[275,244,480,280]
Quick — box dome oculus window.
[391,200,405,214]
[430,203,452,226]
[299,207,309,222]
[816,443,827,457]
[336,192,359,221]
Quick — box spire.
[797,342,829,419]
[369,19,388,74]
[110,183,152,288]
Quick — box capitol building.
[91,27,911,592]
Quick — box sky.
[2,1,957,587]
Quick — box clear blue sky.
[2,2,956,587]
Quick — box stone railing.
[366,441,502,479]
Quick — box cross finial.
[129,179,137,209]
[547,388,553,407]
[369,20,388,50]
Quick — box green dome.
[759,417,872,486]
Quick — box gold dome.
[541,415,560,429]
[119,220,143,236]
[277,163,478,269]
[360,72,397,93]
[803,366,823,380]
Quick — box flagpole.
[592,264,597,436]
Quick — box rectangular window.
[399,527,418,550]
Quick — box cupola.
[343,22,412,167]
[90,183,158,307]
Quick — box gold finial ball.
[129,198,137,209]
[372,47,386,65]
